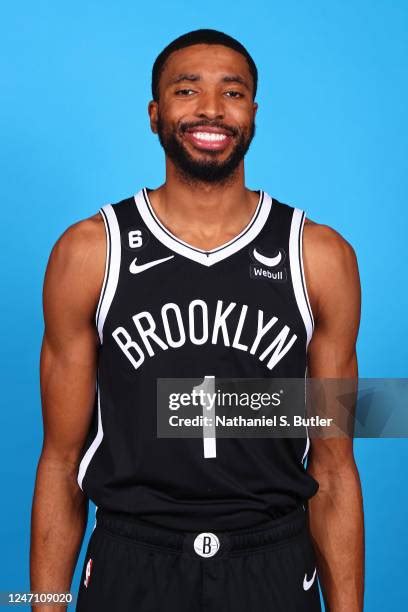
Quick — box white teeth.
[192,131,227,142]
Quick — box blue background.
[1,1,407,609]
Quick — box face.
[148,44,258,184]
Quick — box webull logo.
[250,264,287,282]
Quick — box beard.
[156,115,256,185]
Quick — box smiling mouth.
[192,131,227,142]
[183,128,233,151]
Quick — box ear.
[148,100,159,134]
[253,101,258,116]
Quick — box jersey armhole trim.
[95,205,121,344]
[289,208,315,349]
[77,377,104,491]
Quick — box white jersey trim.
[78,204,120,490]
[289,208,315,349]
[134,188,272,267]
[302,434,310,464]
[302,365,311,465]
[77,381,104,491]
[94,209,110,339]
[95,205,121,344]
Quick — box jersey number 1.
[193,376,216,459]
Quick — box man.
[30,29,364,611]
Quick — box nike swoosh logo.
[303,568,317,591]
[252,248,282,267]
[129,255,174,274]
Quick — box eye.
[175,88,196,96]
[225,90,244,98]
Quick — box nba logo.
[84,558,93,588]
[193,532,220,558]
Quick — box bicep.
[39,217,105,468]
[304,225,362,471]
[306,226,361,378]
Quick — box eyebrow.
[170,73,250,90]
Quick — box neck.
[147,159,259,247]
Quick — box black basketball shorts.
[76,506,322,611]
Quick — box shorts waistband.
[95,506,307,556]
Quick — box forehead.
[160,44,252,85]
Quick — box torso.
[75,187,321,530]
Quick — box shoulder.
[47,212,105,271]
[52,212,105,256]
[303,216,359,272]
[43,212,107,317]
[302,217,361,321]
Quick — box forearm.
[307,462,364,611]
[30,454,88,611]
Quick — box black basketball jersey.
[77,187,319,531]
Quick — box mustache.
[179,120,239,137]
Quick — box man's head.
[148,29,259,185]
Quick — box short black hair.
[151,29,258,101]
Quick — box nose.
[194,89,224,120]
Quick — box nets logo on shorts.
[193,532,220,558]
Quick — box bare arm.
[303,221,364,611]
[30,214,105,610]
